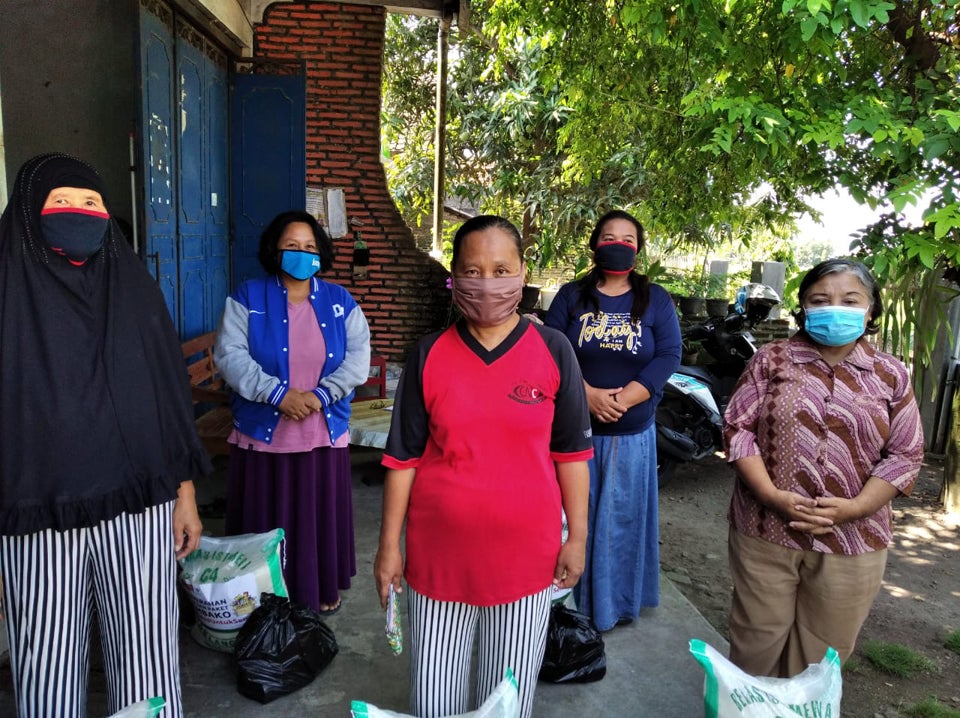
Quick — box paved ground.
[0,448,728,717]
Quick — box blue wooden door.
[139,5,177,318]
[207,65,230,329]
[139,2,230,339]
[229,71,306,286]
[176,26,229,339]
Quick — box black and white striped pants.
[407,585,552,718]
[0,501,182,718]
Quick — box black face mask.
[593,241,637,274]
[40,209,109,263]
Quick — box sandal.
[318,598,342,616]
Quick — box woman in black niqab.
[0,153,211,716]
[0,152,211,531]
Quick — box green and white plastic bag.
[351,669,519,718]
[384,584,402,655]
[178,529,287,652]
[106,697,165,718]
[689,640,841,717]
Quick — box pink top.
[723,335,924,554]
[229,299,349,453]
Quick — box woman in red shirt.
[374,215,593,718]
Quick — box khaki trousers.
[727,528,887,678]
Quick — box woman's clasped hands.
[790,494,872,535]
[764,488,869,536]
[278,388,322,421]
[586,385,626,424]
[760,488,832,535]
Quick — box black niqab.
[0,153,211,535]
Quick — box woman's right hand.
[278,389,317,421]
[735,457,832,534]
[765,488,833,533]
[374,546,404,610]
[585,383,626,423]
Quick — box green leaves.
[927,204,960,241]
[786,0,896,37]
[848,0,888,28]
[904,234,941,270]
[382,1,960,368]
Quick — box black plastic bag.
[538,604,606,683]
[234,593,339,703]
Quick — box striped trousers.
[407,585,552,718]
[0,502,182,718]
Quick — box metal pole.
[431,12,451,258]
[0,68,7,213]
[129,132,140,254]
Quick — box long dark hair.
[258,210,334,276]
[793,258,883,337]
[576,209,650,323]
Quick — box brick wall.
[256,2,450,362]
[750,318,795,346]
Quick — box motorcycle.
[655,283,781,484]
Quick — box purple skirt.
[225,445,355,612]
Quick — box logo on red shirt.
[509,383,548,404]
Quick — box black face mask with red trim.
[40,208,109,264]
[593,241,637,274]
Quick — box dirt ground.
[659,453,960,717]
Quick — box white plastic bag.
[178,529,287,652]
[350,669,519,718]
[106,697,165,718]
[689,640,842,718]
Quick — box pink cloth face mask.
[450,275,524,327]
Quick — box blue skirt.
[574,425,660,631]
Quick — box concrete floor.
[0,447,728,717]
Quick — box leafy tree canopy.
[383,1,959,349]
[383,0,960,505]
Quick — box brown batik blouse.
[723,334,924,554]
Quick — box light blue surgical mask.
[280,249,321,281]
[804,305,868,347]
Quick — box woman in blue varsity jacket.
[215,210,371,614]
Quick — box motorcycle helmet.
[733,283,781,323]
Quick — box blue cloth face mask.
[280,249,321,281]
[804,305,868,347]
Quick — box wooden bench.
[182,331,233,459]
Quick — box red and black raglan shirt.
[383,317,594,607]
